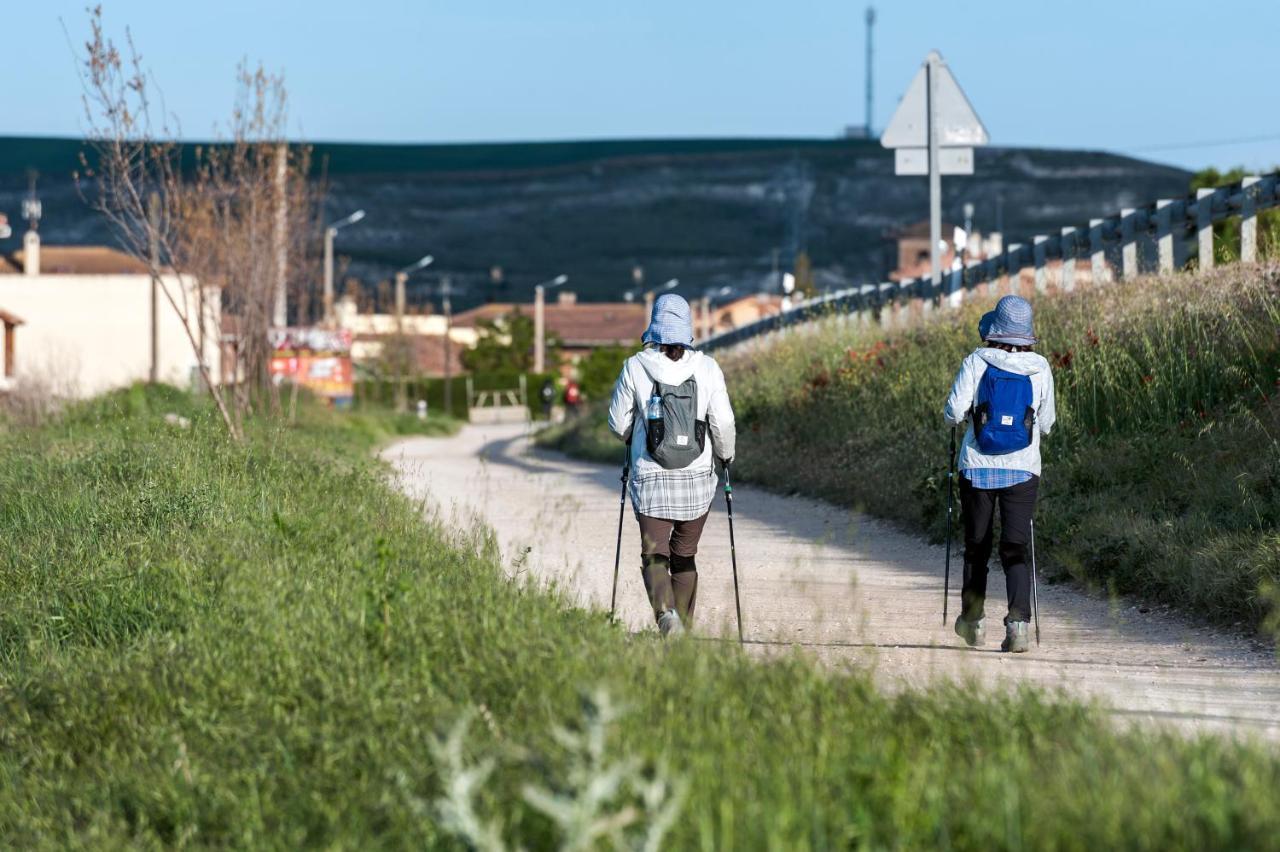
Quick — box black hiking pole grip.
[943,426,956,626]
[609,443,631,620]
[1030,518,1041,647]
[724,462,744,645]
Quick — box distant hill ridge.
[0,136,1190,313]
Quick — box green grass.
[541,267,1280,628]
[3,384,1280,848]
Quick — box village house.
[0,229,220,397]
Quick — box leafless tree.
[74,6,323,439]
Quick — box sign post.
[881,51,988,299]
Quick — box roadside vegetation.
[1,384,1279,847]
[541,266,1280,630]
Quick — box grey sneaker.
[1001,621,1030,653]
[657,610,684,638]
[953,615,985,647]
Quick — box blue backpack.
[973,366,1035,454]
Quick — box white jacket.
[608,347,736,476]
[944,347,1056,476]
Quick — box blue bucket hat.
[979,295,1037,346]
[642,293,694,347]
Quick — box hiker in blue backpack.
[608,294,736,638]
[943,295,1056,653]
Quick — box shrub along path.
[388,423,1280,740]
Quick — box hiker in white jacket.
[943,295,1056,653]
[608,294,736,637]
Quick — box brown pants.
[637,512,708,625]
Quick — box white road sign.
[893,147,975,176]
[881,52,989,150]
[880,50,989,290]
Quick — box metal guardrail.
[702,173,1280,352]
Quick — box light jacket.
[943,347,1056,476]
[608,348,736,517]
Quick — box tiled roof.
[895,219,959,239]
[0,245,151,275]
[354,333,466,378]
[452,301,647,347]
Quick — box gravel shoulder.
[385,423,1280,741]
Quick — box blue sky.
[11,0,1279,172]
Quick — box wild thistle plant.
[431,689,685,851]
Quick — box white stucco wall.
[0,273,220,398]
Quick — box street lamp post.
[322,209,365,326]
[533,274,568,374]
[393,254,434,411]
[440,276,454,415]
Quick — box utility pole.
[272,142,288,328]
[865,7,876,136]
[323,226,334,325]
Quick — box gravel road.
[385,423,1280,741]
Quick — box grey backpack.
[644,375,707,469]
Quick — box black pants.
[959,475,1038,624]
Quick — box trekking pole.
[1030,518,1041,646]
[723,461,744,645]
[609,443,631,621]
[943,426,956,626]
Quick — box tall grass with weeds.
[3,384,1280,847]
[714,266,1280,626]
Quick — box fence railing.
[702,172,1280,352]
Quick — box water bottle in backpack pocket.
[644,377,707,469]
[973,366,1035,454]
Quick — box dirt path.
[385,424,1280,741]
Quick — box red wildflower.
[1141,374,1154,384]
[1051,350,1075,371]
[1085,328,1100,347]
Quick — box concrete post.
[919,276,934,317]
[1060,227,1077,292]
[1120,209,1137,279]
[1005,243,1023,295]
[1089,218,1106,285]
[947,266,963,308]
[1155,199,1175,274]
[1241,176,1261,262]
[880,283,895,326]
[1033,235,1049,293]
[1195,188,1216,270]
[856,285,875,327]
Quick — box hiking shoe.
[657,610,684,639]
[1001,621,1030,653]
[953,614,985,647]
